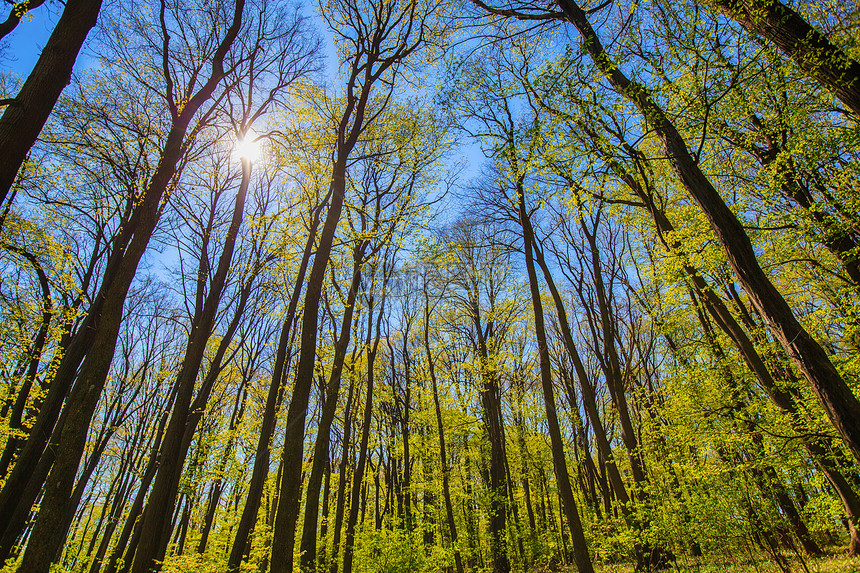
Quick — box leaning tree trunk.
[131,155,252,573]
[614,157,860,554]
[711,0,860,118]
[555,0,860,465]
[0,0,103,207]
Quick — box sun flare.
[235,131,261,163]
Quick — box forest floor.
[593,550,860,573]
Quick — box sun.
[235,130,262,163]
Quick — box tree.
[473,0,860,466]
[5,1,252,569]
[128,5,318,569]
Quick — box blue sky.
[2,3,61,80]
[0,2,479,222]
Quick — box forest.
[0,0,859,572]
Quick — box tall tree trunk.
[422,292,466,573]
[269,74,384,567]
[581,223,648,489]
[517,179,594,573]
[0,246,54,479]
[102,388,177,573]
[227,196,326,571]
[531,240,632,513]
[131,155,253,573]
[300,244,367,571]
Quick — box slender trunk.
[320,458,332,558]
[422,293,465,573]
[103,386,178,573]
[328,378,355,573]
[582,225,647,489]
[88,460,135,573]
[340,322,381,573]
[227,197,325,571]
[531,241,632,511]
[198,387,248,554]
[0,247,54,479]
[131,157,253,573]
[300,246,366,571]
[518,183,593,573]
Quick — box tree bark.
[0,0,103,207]
[711,0,860,118]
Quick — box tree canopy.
[0,0,859,572]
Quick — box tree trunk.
[227,197,325,571]
[711,0,860,118]
[518,180,594,573]
[1,6,246,566]
[472,311,510,573]
[327,380,355,573]
[423,292,466,573]
[0,0,102,207]
[556,0,860,465]
[300,245,367,571]
[131,155,253,573]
